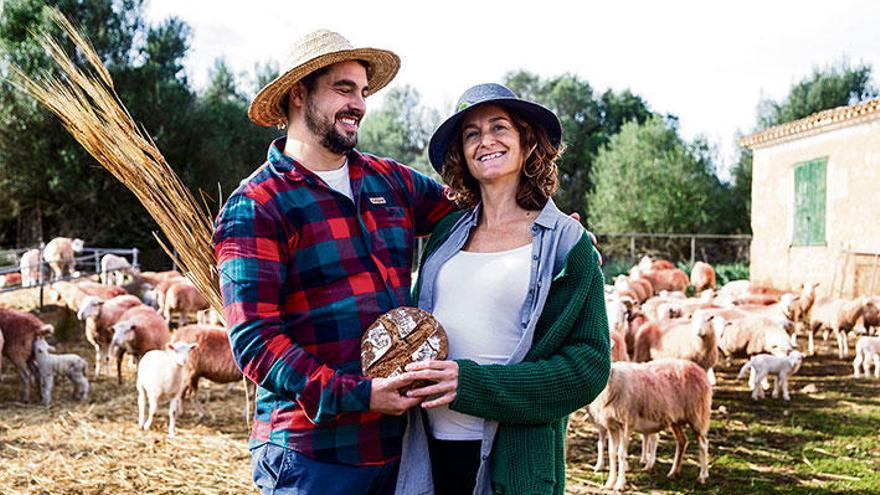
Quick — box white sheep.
[43,237,84,281]
[136,342,198,437]
[100,253,133,286]
[853,336,880,378]
[31,337,89,406]
[588,359,711,491]
[19,248,41,287]
[737,351,805,401]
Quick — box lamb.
[43,237,84,281]
[75,280,128,300]
[633,312,719,384]
[31,337,90,405]
[0,272,22,288]
[163,279,209,327]
[110,306,171,384]
[588,359,711,491]
[136,342,198,437]
[614,275,650,303]
[809,297,872,358]
[711,313,794,360]
[853,336,880,378]
[737,351,805,401]
[100,253,134,286]
[170,324,242,417]
[690,261,716,294]
[78,294,144,377]
[0,308,54,401]
[19,248,41,287]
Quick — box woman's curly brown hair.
[440,105,562,210]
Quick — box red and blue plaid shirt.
[214,138,453,465]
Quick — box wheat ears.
[9,8,223,319]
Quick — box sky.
[144,0,880,175]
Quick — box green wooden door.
[793,158,827,246]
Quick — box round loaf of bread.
[361,307,448,379]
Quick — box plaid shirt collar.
[266,137,377,185]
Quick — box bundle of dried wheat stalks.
[8,7,223,320]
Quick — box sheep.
[861,297,880,336]
[633,312,719,385]
[110,306,171,384]
[154,273,186,315]
[100,254,134,286]
[712,313,793,360]
[690,261,716,294]
[136,342,198,437]
[809,297,872,358]
[635,255,675,273]
[0,308,54,402]
[139,270,182,286]
[614,275,650,303]
[632,267,689,295]
[31,337,90,405]
[0,272,22,288]
[170,324,242,417]
[196,308,224,326]
[77,294,144,377]
[737,351,805,401]
[19,249,42,287]
[163,279,209,327]
[589,359,711,491]
[43,237,84,281]
[75,280,128,300]
[853,336,880,378]
[786,283,819,337]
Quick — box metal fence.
[0,245,140,302]
[594,232,752,267]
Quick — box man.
[213,30,452,494]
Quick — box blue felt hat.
[428,83,562,173]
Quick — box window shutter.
[792,158,827,246]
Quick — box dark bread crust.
[361,307,448,379]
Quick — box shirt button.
[521,322,527,329]
[532,254,539,261]
[481,454,489,461]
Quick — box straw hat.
[428,83,562,173]
[248,30,400,127]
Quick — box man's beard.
[304,98,360,155]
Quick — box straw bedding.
[0,336,256,495]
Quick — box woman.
[394,83,611,495]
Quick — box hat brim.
[248,48,400,127]
[428,98,562,173]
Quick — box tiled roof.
[739,98,880,149]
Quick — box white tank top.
[426,243,532,440]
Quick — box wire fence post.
[629,236,636,265]
[132,247,139,269]
[690,236,696,266]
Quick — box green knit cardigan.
[414,212,611,495]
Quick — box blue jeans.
[250,443,399,495]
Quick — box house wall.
[750,119,880,297]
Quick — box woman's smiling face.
[460,104,523,185]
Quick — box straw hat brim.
[248,48,400,127]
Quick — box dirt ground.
[1,289,879,494]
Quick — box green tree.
[503,70,653,217]
[358,85,439,177]
[757,60,877,129]
[590,117,726,234]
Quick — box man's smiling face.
[301,60,369,155]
